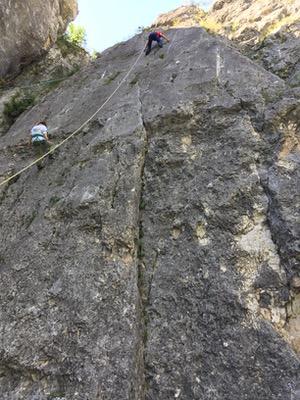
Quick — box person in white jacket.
[29,121,52,169]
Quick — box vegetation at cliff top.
[260,15,299,41]
[65,22,87,47]
[56,22,88,57]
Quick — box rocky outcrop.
[257,20,300,87]
[0,23,299,400]
[0,38,89,136]
[210,0,300,85]
[151,5,205,29]
[0,0,78,78]
[153,1,300,86]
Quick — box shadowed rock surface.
[0,0,78,78]
[0,39,89,137]
[0,24,299,399]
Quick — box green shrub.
[65,22,87,47]
[56,35,83,57]
[3,91,36,126]
[104,71,121,85]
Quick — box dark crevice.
[110,142,121,209]
[257,171,300,345]
[236,93,296,323]
[258,172,297,284]
[134,84,150,400]
[256,108,300,285]
[110,171,121,209]
[135,113,162,400]
[254,105,299,329]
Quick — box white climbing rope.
[0,47,145,188]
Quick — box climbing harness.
[31,133,46,141]
[0,47,145,188]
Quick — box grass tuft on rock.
[104,71,121,85]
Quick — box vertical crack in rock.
[258,168,300,352]
[258,174,290,279]
[249,101,300,354]
[135,84,150,400]
[257,106,300,283]
[110,172,121,209]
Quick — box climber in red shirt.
[145,31,170,55]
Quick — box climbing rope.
[0,47,145,188]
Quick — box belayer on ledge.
[145,31,170,55]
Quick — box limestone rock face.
[211,0,300,39]
[152,5,205,29]
[0,40,89,136]
[0,23,299,399]
[0,0,78,78]
[152,1,300,86]
[210,0,300,84]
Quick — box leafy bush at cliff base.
[65,22,87,47]
[3,91,36,126]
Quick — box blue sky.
[75,1,214,52]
